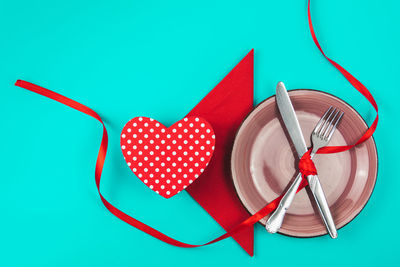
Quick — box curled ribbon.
[15,0,378,254]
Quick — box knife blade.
[265,82,337,238]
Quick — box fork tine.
[313,106,332,134]
[326,111,344,141]
[322,109,340,140]
[317,107,336,137]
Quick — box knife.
[265,82,337,238]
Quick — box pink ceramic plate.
[231,90,377,237]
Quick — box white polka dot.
[155,168,159,172]
[172,151,177,155]
[189,134,194,139]
[172,174,177,178]
[212,146,215,150]
[206,129,211,133]
[127,128,132,132]
[195,129,199,133]
[127,139,132,144]
[161,162,165,167]
[138,173,143,178]
[138,129,143,133]
[144,157,148,161]
[173,162,177,167]
[178,157,182,161]
[178,168,182,172]
[150,128,154,133]
[195,163,199,167]
[150,140,154,144]
[156,191,159,194]
[206,140,211,145]
[161,140,166,144]
[195,118,199,122]
[133,134,137,138]
[183,151,188,156]
[200,135,205,139]
[178,134,182,139]
[183,162,188,167]
[149,162,154,166]
[194,140,199,144]
[127,151,132,155]
[144,145,148,150]
[161,151,165,155]
[178,180,182,184]
[144,134,148,138]
[166,168,171,172]
[161,185,165,189]
[184,118,188,122]
[161,129,165,133]
[138,151,143,155]
[189,180,193,183]
[200,146,205,150]
[178,123,182,127]
[178,146,182,150]
[138,117,143,121]
[155,157,160,161]
[189,157,193,161]
[201,123,205,127]
[189,146,194,150]
[150,185,154,189]
[166,157,171,161]
[195,174,199,178]
[122,145,126,149]
[155,179,159,183]
[144,179,148,183]
[166,146,171,150]
[155,146,160,150]
[149,174,154,178]
[172,140,177,144]
[200,157,205,161]
[212,135,215,139]
[189,168,193,173]
[132,168,137,172]
[184,140,188,144]
[167,134,171,138]
[166,191,170,195]
[183,174,188,178]
[172,185,176,189]
[144,168,148,172]
[144,123,148,127]
[150,151,154,155]
[122,134,126,138]
[133,123,137,127]
[138,140,143,144]
[183,186,187,189]
[133,145,137,149]
[156,123,160,127]
[127,162,131,166]
[172,129,177,133]
[155,134,160,138]
[189,123,194,127]
[195,151,199,156]
[133,157,137,161]
[184,129,188,133]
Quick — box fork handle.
[265,173,303,233]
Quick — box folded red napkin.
[186,49,254,255]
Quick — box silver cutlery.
[265,82,343,238]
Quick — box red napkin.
[186,49,254,255]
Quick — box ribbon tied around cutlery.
[299,150,318,178]
[14,0,378,255]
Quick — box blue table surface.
[1,0,399,266]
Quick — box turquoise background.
[1,0,398,266]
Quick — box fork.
[265,106,344,235]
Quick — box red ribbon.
[15,0,378,253]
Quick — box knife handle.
[265,173,303,233]
[307,175,338,239]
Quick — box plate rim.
[230,88,378,238]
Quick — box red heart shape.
[120,117,215,198]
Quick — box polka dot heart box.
[120,116,216,198]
